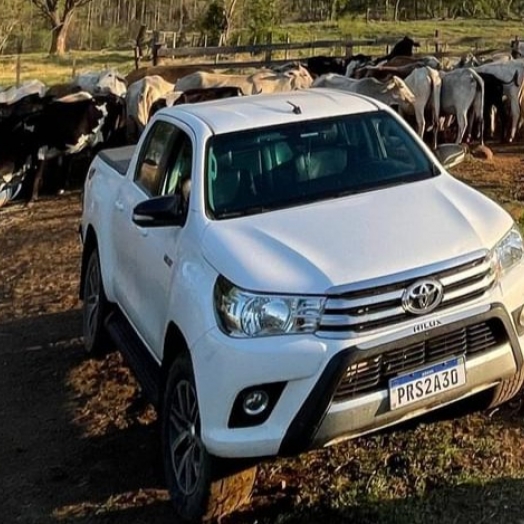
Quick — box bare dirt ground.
[2,144,524,524]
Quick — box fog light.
[242,390,269,416]
[229,382,286,428]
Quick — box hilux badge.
[402,278,444,315]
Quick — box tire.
[487,366,524,408]
[82,247,112,356]
[161,354,256,523]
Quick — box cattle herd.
[1,35,524,208]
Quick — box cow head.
[285,65,313,89]
[400,36,420,49]
[97,70,128,98]
[383,76,416,106]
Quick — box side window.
[135,121,179,196]
[162,133,193,203]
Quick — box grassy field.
[1,17,522,87]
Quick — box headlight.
[214,276,325,337]
[492,225,524,276]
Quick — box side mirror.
[434,143,466,169]
[132,194,186,228]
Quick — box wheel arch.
[79,225,98,300]
[161,321,191,397]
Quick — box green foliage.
[246,0,280,41]
[199,0,227,45]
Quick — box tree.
[30,0,95,55]
[0,0,24,53]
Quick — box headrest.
[215,150,233,169]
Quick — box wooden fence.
[138,29,507,70]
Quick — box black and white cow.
[0,82,50,206]
[0,91,125,202]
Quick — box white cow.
[439,68,484,144]
[73,69,127,97]
[176,65,313,95]
[399,66,442,149]
[126,75,176,140]
[175,72,254,94]
[312,73,416,109]
[0,80,47,105]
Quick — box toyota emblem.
[402,279,444,315]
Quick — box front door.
[112,119,194,356]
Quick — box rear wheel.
[162,354,256,522]
[82,247,112,355]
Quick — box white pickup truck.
[80,89,524,522]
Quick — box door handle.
[115,200,124,211]
[138,227,148,237]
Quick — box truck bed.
[98,145,135,176]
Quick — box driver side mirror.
[132,194,186,228]
[434,144,466,169]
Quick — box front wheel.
[487,366,524,408]
[161,354,256,522]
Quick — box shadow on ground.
[2,309,524,524]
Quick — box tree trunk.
[330,0,339,20]
[394,0,401,21]
[49,12,74,55]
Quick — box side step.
[105,310,162,406]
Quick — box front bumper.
[194,303,524,459]
[280,303,522,454]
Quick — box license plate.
[389,357,466,410]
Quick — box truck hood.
[201,175,513,295]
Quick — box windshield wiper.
[216,206,272,219]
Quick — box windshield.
[206,110,437,219]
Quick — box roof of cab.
[157,88,382,134]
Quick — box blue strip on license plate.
[389,357,466,410]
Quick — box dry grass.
[0,50,136,87]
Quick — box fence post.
[309,36,316,57]
[134,46,140,69]
[345,34,353,58]
[15,37,22,88]
[434,29,439,55]
[366,7,371,23]
[173,31,177,49]
[152,30,159,66]
[285,33,290,60]
[135,24,147,60]
[265,31,273,65]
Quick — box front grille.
[333,318,507,402]
[319,251,495,337]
